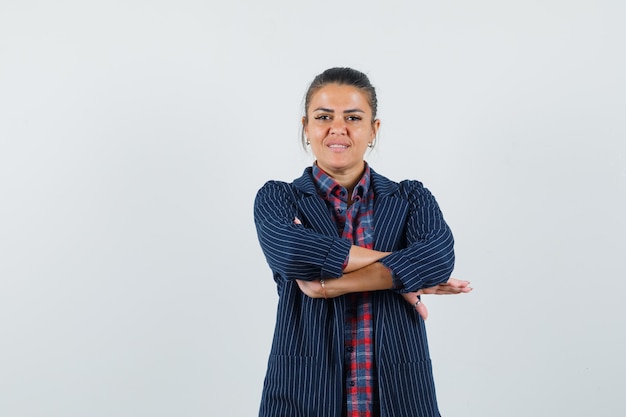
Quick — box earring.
[305,136,310,145]
[367,142,373,148]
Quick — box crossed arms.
[254,179,471,320]
[296,242,471,320]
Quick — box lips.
[327,141,350,150]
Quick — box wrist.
[319,279,328,299]
[322,277,345,298]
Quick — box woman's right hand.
[295,279,326,299]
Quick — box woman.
[254,67,471,417]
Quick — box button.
[346,346,354,352]
[349,381,355,387]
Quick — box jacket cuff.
[320,238,352,278]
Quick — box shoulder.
[397,179,428,195]
[395,179,441,212]
[255,169,314,204]
[255,180,294,203]
[257,179,291,193]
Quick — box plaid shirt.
[312,163,379,417]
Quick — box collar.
[293,164,399,198]
[311,162,372,202]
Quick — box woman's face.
[303,84,380,179]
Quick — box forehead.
[309,84,371,112]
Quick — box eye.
[314,114,331,121]
[346,115,362,122]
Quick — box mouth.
[328,143,349,150]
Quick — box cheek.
[308,124,327,138]
[353,126,374,139]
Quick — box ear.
[302,116,308,135]
[372,118,381,138]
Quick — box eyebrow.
[312,107,365,113]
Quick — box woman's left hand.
[401,278,472,320]
[421,278,472,295]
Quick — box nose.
[330,118,347,135]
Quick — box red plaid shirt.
[312,163,379,417]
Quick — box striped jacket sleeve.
[253,180,352,281]
[379,180,455,292]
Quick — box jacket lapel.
[371,169,409,252]
[293,168,339,237]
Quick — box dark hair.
[301,67,378,148]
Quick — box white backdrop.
[1,1,625,416]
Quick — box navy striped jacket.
[254,166,454,417]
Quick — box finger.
[414,298,429,320]
[443,283,473,293]
[437,287,465,295]
[294,217,302,225]
[436,288,472,295]
[446,278,470,288]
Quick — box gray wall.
[1,1,624,416]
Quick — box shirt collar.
[311,162,372,201]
